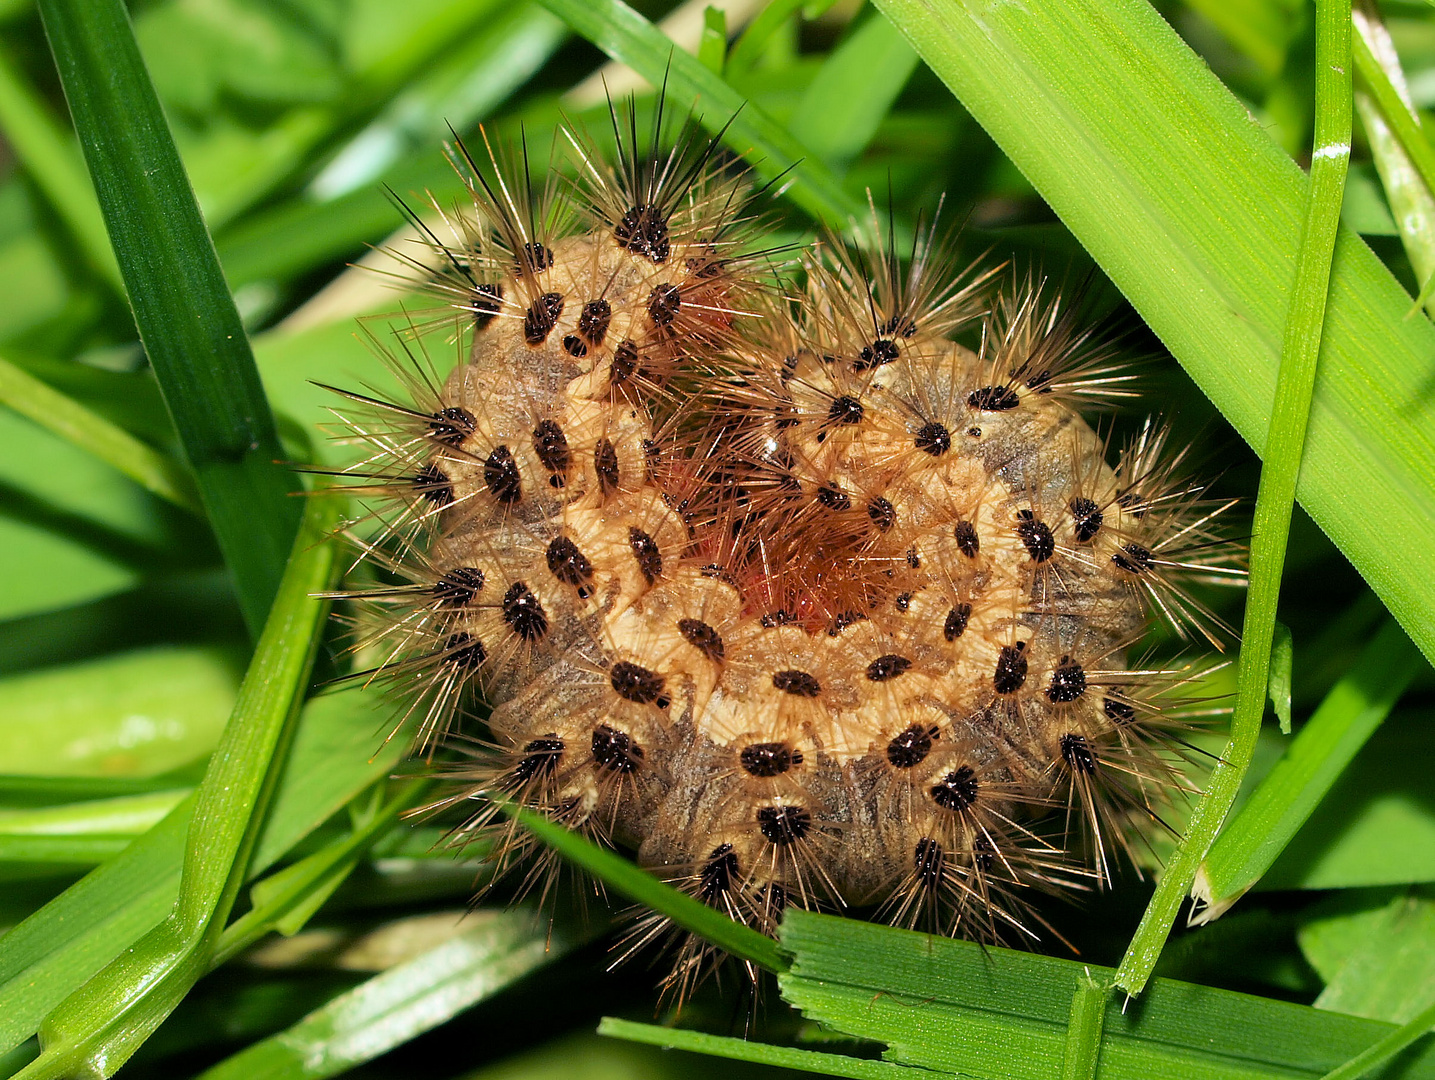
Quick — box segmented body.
[334,118,1239,975]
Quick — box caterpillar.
[325,101,1243,995]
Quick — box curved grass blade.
[11,493,339,1080]
[36,0,303,635]
[1196,619,1423,916]
[534,0,861,224]
[197,909,589,1080]
[0,353,202,515]
[509,802,787,974]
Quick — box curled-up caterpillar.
[323,98,1245,997]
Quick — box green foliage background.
[0,0,1433,1077]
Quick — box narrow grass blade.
[1061,973,1110,1080]
[1351,23,1435,240]
[0,353,202,515]
[12,493,339,1080]
[1353,4,1435,317]
[778,910,1435,1080]
[1320,999,1435,1080]
[37,0,303,635]
[197,909,584,1080]
[1197,619,1423,915]
[1119,0,1352,994]
[0,683,404,1056]
[510,802,787,974]
[0,44,121,291]
[869,0,1435,677]
[785,10,918,169]
[534,0,861,223]
[598,1018,920,1079]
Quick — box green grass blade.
[0,43,121,291]
[1120,0,1352,994]
[778,910,1435,1080]
[0,683,404,1056]
[598,1018,921,1079]
[0,353,202,515]
[12,493,339,1080]
[784,10,918,169]
[36,0,303,636]
[511,802,788,974]
[1061,973,1110,1080]
[1353,5,1435,316]
[870,0,1435,676]
[197,909,585,1080]
[534,0,861,223]
[1197,619,1423,914]
[1351,23,1435,241]
[1320,999,1435,1080]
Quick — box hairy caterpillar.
[326,101,1243,995]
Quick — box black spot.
[855,338,900,370]
[413,464,453,507]
[471,283,502,328]
[1061,733,1097,774]
[772,669,820,697]
[973,834,996,873]
[591,724,643,773]
[993,642,1028,694]
[433,566,484,606]
[561,334,588,358]
[442,631,486,669]
[867,654,912,682]
[610,661,666,706]
[1024,367,1054,392]
[1016,509,1055,562]
[881,314,918,338]
[628,527,662,584]
[944,603,972,642]
[886,724,935,768]
[700,563,738,586]
[968,385,1020,411]
[741,742,801,777]
[954,520,980,557]
[532,419,570,482]
[827,395,864,426]
[545,536,594,596]
[615,204,670,262]
[428,406,476,445]
[817,484,851,511]
[610,340,638,386]
[648,283,681,327]
[1104,697,1137,724]
[914,838,943,886]
[594,438,620,495]
[906,547,921,569]
[523,292,564,344]
[931,765,979,811]
[513,736,563,783]
[827,610,866,636]
[1047,656,1087,703]
[699,844,739,901]
[579,298,612,344]
[502,581,548,641]
[1070,497,1103,543]
[483,445,521,504]
[677,618,725,662]
[1112,543,1154,573]
[895,592,913,612]
[867,497,896,531]
[760,609,795,628]
[915,421,951,456]
[520,242,553,273]
[757,804,811,845]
